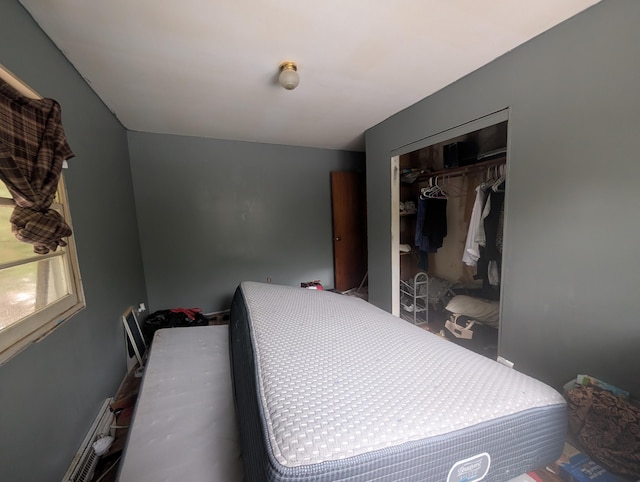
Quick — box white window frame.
[0,65,85,364]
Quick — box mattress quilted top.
[240,281,565,468]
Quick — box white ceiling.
[19,0,599,152]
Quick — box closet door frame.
[389,108,510,318]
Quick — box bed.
[229,281,567,482]
[117,325,243,482]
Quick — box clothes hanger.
[419,178,432,199]
[420,176,447,199]
[480,167,494,190]
[432,176,448,199]
[491,164,506,192]
[435,177,447,198]
[438,174,465,198]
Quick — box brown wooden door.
[331,171,368,292]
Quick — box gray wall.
[366,0,640,396]
[128,132,364,313]
[0,2,148,481]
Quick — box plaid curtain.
[0,77,75,254]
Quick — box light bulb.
[279,62,299,90]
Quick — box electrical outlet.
[137,302,146,313]
[266,276,272,284]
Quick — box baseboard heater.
[62,398,114,482]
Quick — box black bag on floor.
[142,308,209,344]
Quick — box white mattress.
[230,282,567,481]
[117,325,243,482]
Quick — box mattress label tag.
[447,452,491,482]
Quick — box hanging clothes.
[462,185,487,266]
[0,77,74,254]
[475,183,505,289]
[495,202,505,254]
[483,187,504,262]
[461,176,505,291]
[415,197,447,252]
[415,196,447,271]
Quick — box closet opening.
[391,110,509,359]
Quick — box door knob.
[334,237,341,241]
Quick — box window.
[0,66,84,363]
[0,177,84,362]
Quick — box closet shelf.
[416,156,506,182]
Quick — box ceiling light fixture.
[279,61,299,90]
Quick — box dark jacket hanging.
[415,197,448,252]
